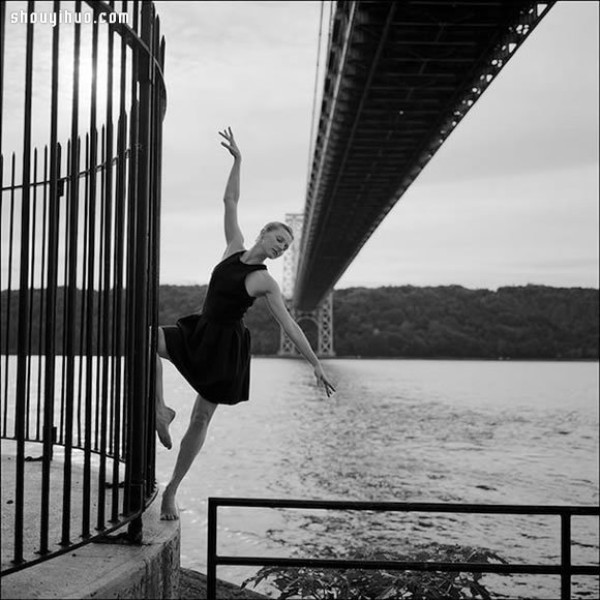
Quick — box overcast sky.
[151,0,598,291]
[2,1,598,292]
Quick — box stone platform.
[1,438,180,599]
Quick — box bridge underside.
[294,0,553,311]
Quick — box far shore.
[2,353,597,362]
[256,354,599,362]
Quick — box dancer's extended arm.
[261,276,336,397]
[219,127,244,257]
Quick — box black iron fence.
[0,0,166,575]
[207,497,600,600]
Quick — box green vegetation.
[241,544,505,599]
[331,285,598,359]
[161,283,599,359]
[1,284,598,359]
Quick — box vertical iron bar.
[132,0,139,36]
[0,155,3,422]
[0,155,3,426]
[95,126,105,454]
[561,512,571,600]
[77,135,93,452]
[98,13,116,530]
[0,0,5,147]
[122,0,141,516]
[76,135,90,451]
[107,25,119,462]
[14,0,36,565]
[125,0,152,523]
[123,70,139,516]
[36,147,49,440]
[82,14,100,539]
[61,0,83,547]
[59,142,71,448]
[109,24,129,520]
[144,8,157,495]
[2,154,16,437]
[146,17,165,494]
[207,499,218,600]
[95,121,107,527]
[40,105,62,557]
[26,148,39,440]
[0,3,3,421]
[80,131,91,537]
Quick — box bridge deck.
[295,0,554,310]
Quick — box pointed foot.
[156,407,176,449]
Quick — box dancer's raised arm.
[219,127,244,257]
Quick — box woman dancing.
[155,127,336,520]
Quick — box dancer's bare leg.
[161,394,218,520]
[156,328,176,449]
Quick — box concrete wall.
[1,496,180,600]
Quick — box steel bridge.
[288,0,555,317]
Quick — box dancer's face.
[261,227,293,259]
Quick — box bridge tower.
[279,213,335,357]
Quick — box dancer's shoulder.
[245,269,278,297]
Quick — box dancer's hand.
[314,364,336,398]
[219,127,241,160]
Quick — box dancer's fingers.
[319,375,335,397]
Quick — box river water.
[155,358,599,599]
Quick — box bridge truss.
[295,0,555,311]
[279,213,335,357]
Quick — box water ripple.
[156,358,599,599]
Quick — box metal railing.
[1,0,166,575]
[207,497,600,600]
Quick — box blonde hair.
[259,221,294,240]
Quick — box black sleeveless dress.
[162,251,267,405]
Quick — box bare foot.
[160,489,179,520]
[156,406,176,449]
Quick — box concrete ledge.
[1,496,180,600]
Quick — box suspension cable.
[306,1,328,193]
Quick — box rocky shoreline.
[180,567,269,599]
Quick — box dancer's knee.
[190,395,218,428]
[189,408,212,429]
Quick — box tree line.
[4,284,595,359]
